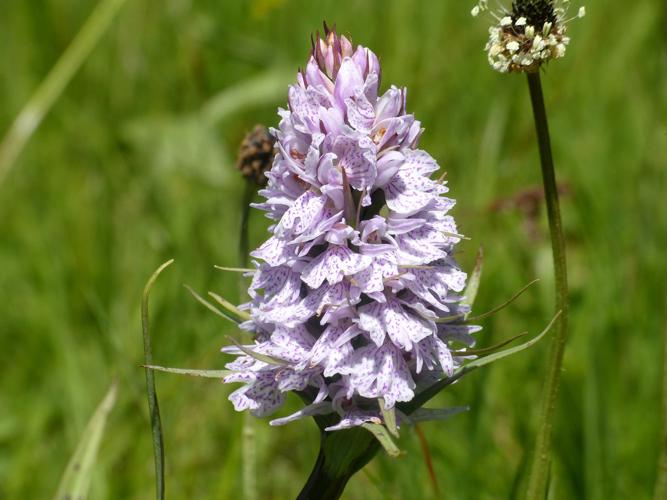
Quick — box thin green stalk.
[0,0,129,187]
[654,318,667,500]
[239,181,254,272]
[525,71,570,500]
[142,259,174,500]
[238,179,257,500]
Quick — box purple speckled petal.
[338,343,415,408]
[395,225,449,265]
[270,402,333,426]
[301,245,372,288]
[346,89,376,133]
[358,297,433,350]
[333,134,377,191]
[251,236,294,267]
[334,58,364,109]
[324,410,382,431]
[229,371,284,417]
[384,169,436,215]
[352,257,398,294]
[374,86,404,123]
[276,190,328,237]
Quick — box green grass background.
[1,0,666,498]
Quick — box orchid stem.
[525,71,570,499]
[297,427,379,500]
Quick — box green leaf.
[361,423,402,458]
[225,336,290,367]
[142,365,232,379]
[465,278,540,323]
[208,291,251,322]
[184,285,241,325]
[379,398,399,438]
[461,311,560,372]
[461,246,484,315]
[142,259,173,500]
[214,265,256,273]
[401,311,560,414]
[53,381,118,500]
[450,332,529,357]
[436,277,539,324]
[407,406,469,424]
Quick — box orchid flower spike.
[472,0,586,73]
[222,24,479,432]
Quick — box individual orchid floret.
[472,0,585,73]
[221,24,479,433]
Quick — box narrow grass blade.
[53,382,118,500]
[379,398,399,438]
[142,365,232,379]
[361,423,401,458]
[142,259,174,500]
[208,292,251,322]
[184,285,241,325]
[0,0,129,186]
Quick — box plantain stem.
[524,71,570,499]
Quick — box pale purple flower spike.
[223,25,479,431]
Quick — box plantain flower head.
[222,25,478,431]
[472,0,585,73]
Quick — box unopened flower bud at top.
[471,0,585,73]
[304,22,381,92]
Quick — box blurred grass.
[1,0,666,498]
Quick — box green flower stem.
[239,181,254,273]
[297,426,379,500]
[239,179,257,500]
[525,71,570,499]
